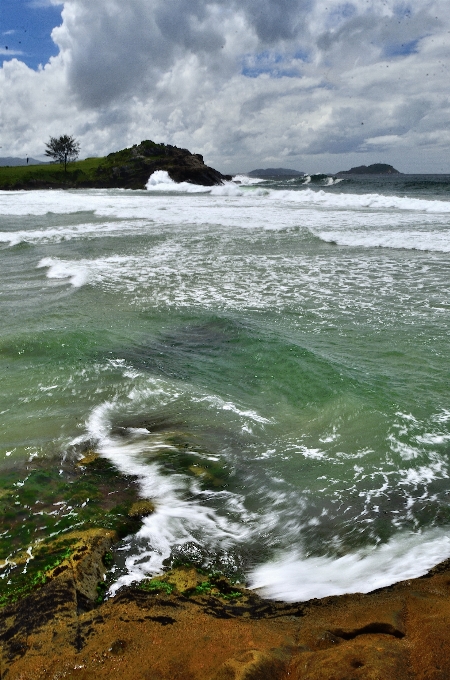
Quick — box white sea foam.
[231,175,266,186]
[267,187,450,213]
[145,170,209,193]
[0,220,153,247]
[314,228,450,252]
[249,529,450,601]
[146,170,247,196]
[37,257,90,287]
[80,379,263,593]
[2,185,450,232]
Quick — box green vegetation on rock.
[0,453,146,608]
[137,566,243,601]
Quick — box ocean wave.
[146,170,210,193]
[2,184,450,223]
[313,227,450,252]
[146,170,252,197]
[231,175,265,186]
[271,188,450,213]
[79,379,267,593]
[0,220,149,248]
[249,529,450,601]
[37,257,91,287]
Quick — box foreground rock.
[3,535,450,679]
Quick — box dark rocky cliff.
[95,140,232,189]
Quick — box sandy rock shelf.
[2,529,450,680]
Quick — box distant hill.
[337,163,400,175]
[248,167,305,177]
[0,157,48,167]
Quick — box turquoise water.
[1,173,450,600]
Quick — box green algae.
[0,539,76,608]
[139,579,176,595]
[138,567,243,601]
[0,454,143,608]
[96,580,108,604]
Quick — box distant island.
[0,140,231,190]
[248,167,305,177]
[337,163,401,175]
[0,157,48,167]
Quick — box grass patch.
[0,157,104,190]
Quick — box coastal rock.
[127,500,155,519]
[4,558,450,678]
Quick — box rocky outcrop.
[94,140,232,189]
[4,550,450,679]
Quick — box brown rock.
[4,556,450,679]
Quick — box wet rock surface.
[3,552,450,679]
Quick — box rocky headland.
[0,140,231,190]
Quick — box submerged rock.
[127,500,155,519]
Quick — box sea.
[1,170,450,602]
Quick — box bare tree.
[44,135,80,172]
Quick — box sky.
[0,0,449,173]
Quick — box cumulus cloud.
[1,0,450,172]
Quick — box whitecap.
[37,257,90,288]
[249,529,450,601]
[145,170,209,193]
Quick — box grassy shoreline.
[0,140,229,190]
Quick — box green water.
[1,177,450,598]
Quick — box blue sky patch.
[385,38,420,57]
[1,0,63,69]
[241,50,306,79]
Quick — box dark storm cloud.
[57,0,315,107]
[241,0,312,42]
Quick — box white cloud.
[1,0,450,172]
[27,1,63,7]
[0,49,23,56]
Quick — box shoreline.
[2,525,450,678]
